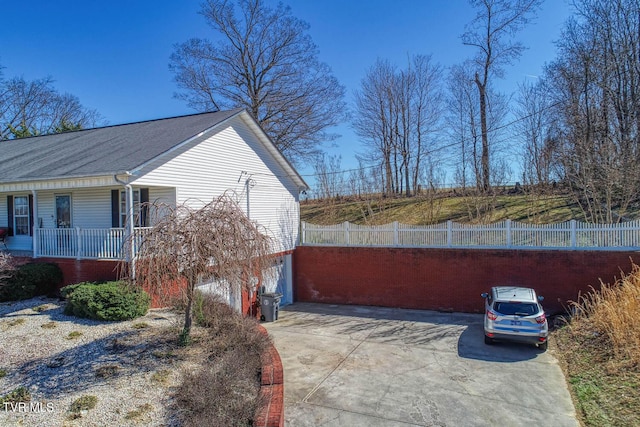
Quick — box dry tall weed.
[571,262,640,365]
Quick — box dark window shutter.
[140,188,149,227]
[7,196,14,236]
[111,190,120,228]
[28,194,34,236]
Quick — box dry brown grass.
[571,263,640,365]
[553,262,640,426]
[124,403,154,421]
[2,318,26,329]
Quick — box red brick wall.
[34,258,120,288]
[293,246,639,314]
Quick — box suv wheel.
[484,335,494,345]
[538,341,548,351]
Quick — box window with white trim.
[120,190,141,227]
[14,196,30,235]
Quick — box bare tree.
[462,0,543,192]
[354,55,444,197]
[128,194,273,344]
[447,63,481,190]
[446,62,509,194]
[353,59,397,196]
[409,55,445,196]
[170,0,346,164]
[0,76,101,140]
[419,157,446,223]
[313,153,344,200]
[347,160,379,199]
[515,80,558,189]
[544,0,640,222]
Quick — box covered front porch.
[1,175,176,260]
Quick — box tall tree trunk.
[475,72,490,192]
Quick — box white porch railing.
[301,220,640,250]
[34,227,152,260]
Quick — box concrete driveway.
[262,303,578,427]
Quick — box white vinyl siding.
[31,187,174,230]
[0,197,6,228]
[133,116,300,252]
[149,187,176,207]
[35,189,113,229]
[37,193,55,228]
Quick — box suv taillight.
[487,310,497,321]
[535,313,546,324]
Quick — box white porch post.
[31,190,39,258]
[126,185,136,278]
[114,173,136,278]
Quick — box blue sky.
[0,0,573,180]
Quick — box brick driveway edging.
[255,324,284,427]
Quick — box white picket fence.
[300,220,640,250]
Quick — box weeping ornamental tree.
[129,194,272,343]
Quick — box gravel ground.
[0,296,193,426]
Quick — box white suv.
[481,286,549,351]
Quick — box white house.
[0,109,307,305]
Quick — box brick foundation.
[255,325,285,427]
[34,258,120,289]
[293,246,639,314]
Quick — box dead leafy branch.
[126,194,273,344]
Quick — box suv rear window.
[493,302,538,316]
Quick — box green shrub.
[62,281,150,321]
[69,395,97,413]
[0,263,63,302]
[0,386,31,405]
[59,283,82,298]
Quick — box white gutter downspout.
[114,173,135,279]
[31,190,39,258]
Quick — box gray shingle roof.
[0,109,244,183]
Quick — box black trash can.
[260,293,283,322]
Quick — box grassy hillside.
[301,193,585,225]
